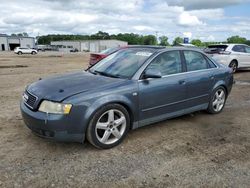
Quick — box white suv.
[205,44,250,73]
[14,47,37,55]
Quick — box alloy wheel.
[212,89,226,112]
[95,109,126,145]
[229,62,237,73]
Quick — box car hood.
[27,71,127,102]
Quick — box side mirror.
[143,68,162,79]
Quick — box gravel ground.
[0,51,250,188]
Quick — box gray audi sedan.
[21,47,234,149]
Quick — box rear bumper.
[20,102,84,143]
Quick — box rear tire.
[86,104,130,149]
[207,86,227,114]
[229,60,238,73]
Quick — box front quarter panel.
[64,80,139,133]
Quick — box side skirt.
[132,103,208,129]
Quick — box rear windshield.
[204,45,228,54]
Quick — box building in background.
[0,34,35,51]
[51,39,128,52]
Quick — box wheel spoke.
[213,99,218,106]
[114,116,125,126]
[112,128,122,139]
[215,103,220,111]
[101,130,111,143]
[96,122,108,130]
[220,99,225,105]
[215,92,219,98]
[108,110,115,122]
[219,91,224,98]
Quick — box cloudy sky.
[0,0,250,42]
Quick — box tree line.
[12,31,250,47]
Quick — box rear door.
[182,50,216,108]
[243,45,250,67]
[22,48,29,54]
[231,45,249,67]
[138,50,188,125]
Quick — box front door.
[232,45,250,67]
[138,50,187,126]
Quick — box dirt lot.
[0,51,250,188]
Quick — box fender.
[81,94,139,133]
[212,80,227,94]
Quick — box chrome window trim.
[134,49,219,81]
[138,67,219,82]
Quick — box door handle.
[210,76,215,80]
[179,80,186,85]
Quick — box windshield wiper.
[94,70,121,78]
[88,69,97,75]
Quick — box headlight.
[38,100,72,114]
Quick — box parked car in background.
[70,48,79,53]
[14,47,37,55]
[204,44,250,73]
[21,47,233,149]
[89,46,125,66]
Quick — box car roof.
[126,45,166,49]
[124,46,204,53]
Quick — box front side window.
[146,51,182,76]
[184,51,209,71]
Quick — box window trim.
[136,49,219,81]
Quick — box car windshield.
[89,48,154,79]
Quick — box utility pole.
[155,31,159,45]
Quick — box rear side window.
[245,46,250,53]
[205,45,228,54]
[184,51,209,71]
[146,51,182,76]
[232,45,246,53]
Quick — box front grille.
[23,90,38,109]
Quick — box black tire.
[31,51,36,55]
[229,60,238,73]
[207,86,227,114]
[18,51,22,55]
[87,104,130,149]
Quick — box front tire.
[229,60,238,73]
[18,51,22,55]
[207,87,227,114]
[86,104,130,149]
[31,51,36,55]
